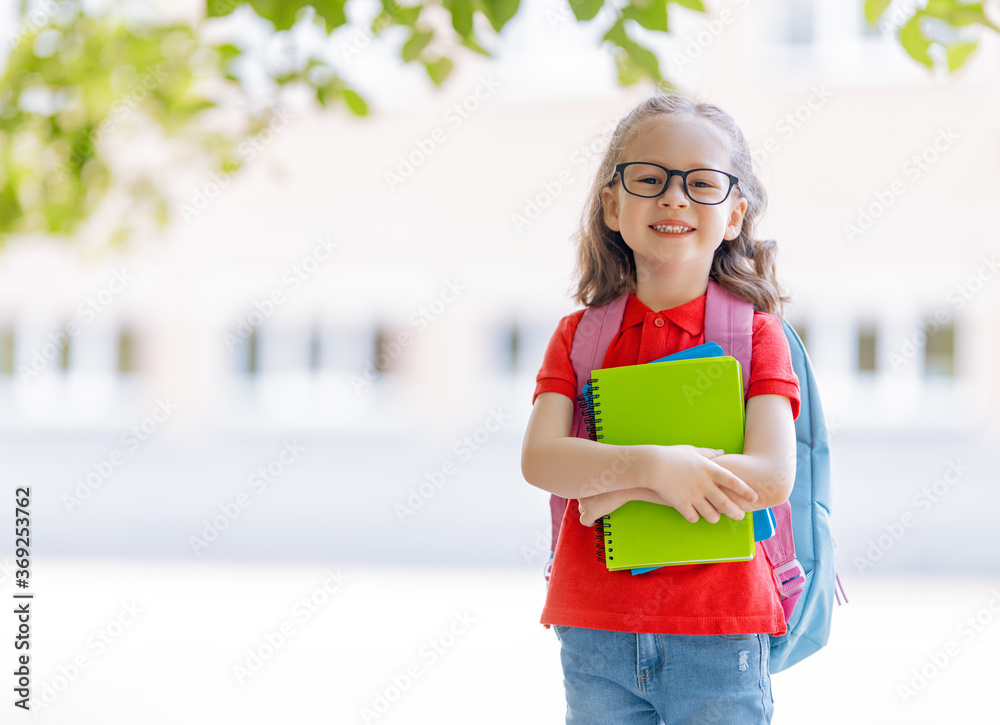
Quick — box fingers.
[686,493,745,524]
[692,499,720,524]
[694,447,726,459]
[712,467,757,505]
[706,489,746,521]
[676,503,701,524]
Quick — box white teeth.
[652,225,693,233]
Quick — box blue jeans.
[553,625,773,724]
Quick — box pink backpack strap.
[766,501,805,621]
[548,293,630,559]
[569,294,630,437]
[704,279,752,393]
[704,279,804,620]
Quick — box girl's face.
[600,115,747,282]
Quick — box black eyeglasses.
[610,162,739,205]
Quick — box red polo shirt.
[533,290,800,635]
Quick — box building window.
[0,327,13,375]
[246,328,258,375]
[309,325,322,372]
[786,0,815,44]
[924,321,955,378]
[118,329,136,374]
[373,327,395,374]
[491,321,522,375]
[857,324,877,373]
[507,323,519,374]
[58,324,71,372]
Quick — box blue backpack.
[547,280,846,672]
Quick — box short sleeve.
[747,312,801,420]
[532,310,586,406]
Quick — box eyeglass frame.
[609,162,740,206]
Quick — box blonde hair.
[573,92,790,316]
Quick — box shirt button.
[653,317,665,328]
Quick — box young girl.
[521,93,801,724]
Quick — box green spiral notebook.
[581,356,755,570]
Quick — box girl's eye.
[690,180,717,189]
[637,177,662,185]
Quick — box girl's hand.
[578,446,754,526]
[633,444,757,524]
[579,486,671,527]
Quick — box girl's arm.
[574,393,795,525]
[709,393,797,510]
[521,392,758,524]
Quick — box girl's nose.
[658,175,689,206]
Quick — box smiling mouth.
[650,224,695,233]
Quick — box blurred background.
[1,0,999,722]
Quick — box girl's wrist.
[629,444,657,492]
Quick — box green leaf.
[168,99,217,116]
[206,0,245,18]
[422,56,454,86]
[922,0,998,30]
[310,0,348,31]
[946,39,979,71]
[342,88,368,116]
[316,78,341,107]
[603,16,629,45]
[899,14,933,68]
[459,32,493,58]
[154,198,170,226]
[214,43,243,63]
[443,0,475,37]
[863,0,892,26]
[478,0,520,33]
[621,0,668,33]
[603,17,662,83]
[624,43,661,81]
[569,0,604,22]
[248,0,302,31]
[402,28,434,62]
[108,226,130,247]
[614,52,643,86]
[274,70,303,85]
[382,5,421,30]
[669,0,704,10]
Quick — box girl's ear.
[724,196,748,241]
[601,186,621,232]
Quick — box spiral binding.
[594,516,612,563]
[575,377,603,441]
[578,376,611,563]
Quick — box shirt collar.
[621,290,706,336]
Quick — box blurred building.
[0,0,997,438]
